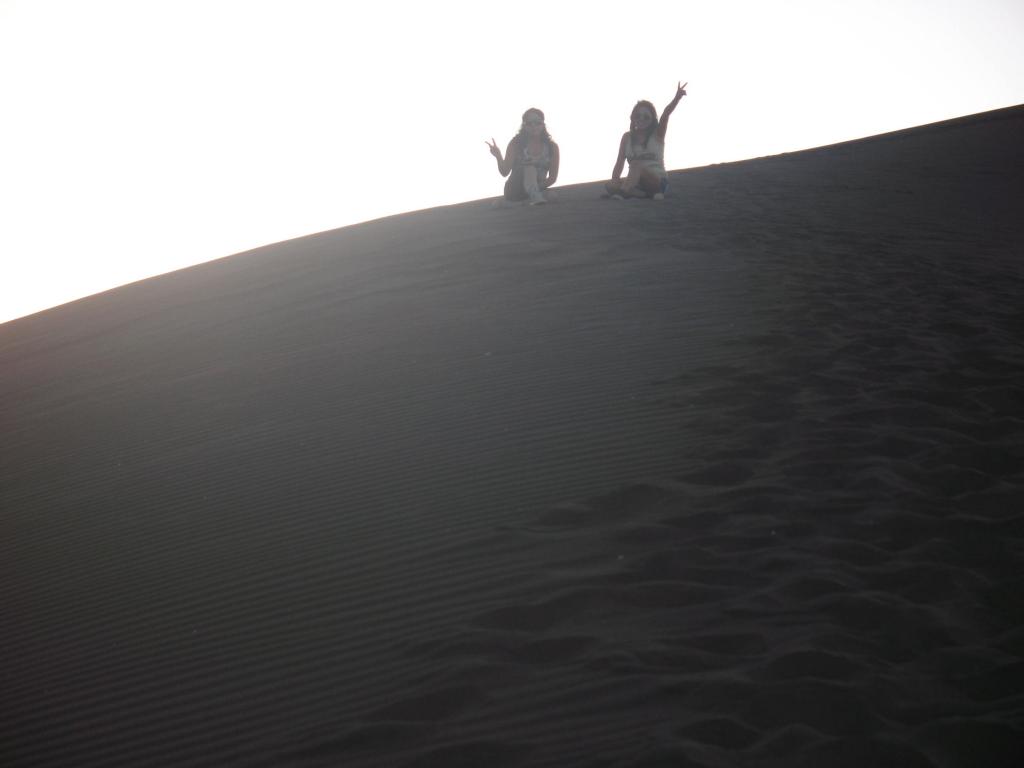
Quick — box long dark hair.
[513,107,553,146]
[630,100,658,148]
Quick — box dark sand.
[2,106,1023,767]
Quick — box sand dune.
[2,106,1023,767]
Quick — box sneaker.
[653,192,665,200]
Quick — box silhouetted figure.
[605,82,687,199]
[487,108,561,205]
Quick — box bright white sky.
[2,0,1022,324]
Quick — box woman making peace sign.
[486,108,560,205]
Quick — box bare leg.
[623,167,663,197]
[636,168,665,196]
[620,164,643,194]
[523,166,546,204]
[504,168,527,201]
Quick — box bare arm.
[542,142,560,188]
[485,137,517,176]
[611,133,628,180]
[657,81,688,141]
[501,139,518,176]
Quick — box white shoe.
[653,192,665,200]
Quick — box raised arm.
[657,81,688,140]
[610,133,628,180]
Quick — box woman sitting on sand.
[605,82,687,199]
[486,108,560,205]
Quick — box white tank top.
[625,132,666,177]
[515,139,551,173]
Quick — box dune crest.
[3,106,1023,767]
